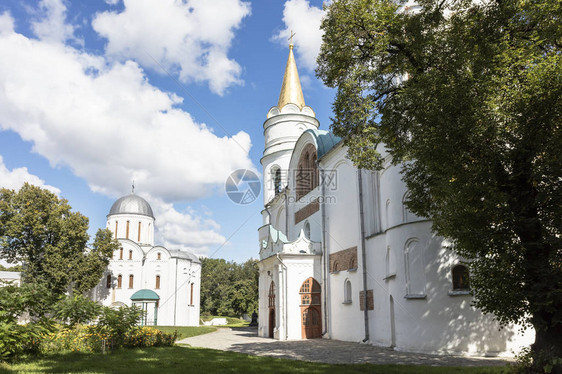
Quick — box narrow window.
[106,275,111,288]
[129,274,134,289]
[304,221,311,239]
[190,283,194,305]
[128,250,133,260]
[126,220,130,239]
[452,265,470,290]
[115,221,118,239]
[117,274,122,288]
[119,247,123,260]
[405,239,426,296]
[157,252,161,260]
[138,222,142,242]
[155,275,160,289]
[274,168,281,195]
[343,279,352,304]
[268,281,275,308]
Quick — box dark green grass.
[0,346,511,374]
[153,325,217,339]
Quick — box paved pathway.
[177,327,511,366]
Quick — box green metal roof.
[130,289,160,301]
[303,129,342,159]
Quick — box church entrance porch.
[131,289,160,326]
[299,278,322,339]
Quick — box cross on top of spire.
[288,30,296,48]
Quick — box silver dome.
[108,194,154,218]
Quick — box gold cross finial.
[132,180,135,194]
[288,30,296,47]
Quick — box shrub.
[0,283,55,361]
[53,294,102,327]
[123,327,177,348]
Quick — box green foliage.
[200,258,258,317]
[0,183,119,296]
[0,282,55,361]
[0,264,22,272]
[94,305,142,348]
[52,294,102,327]
[123,327,177,348]
[40,325,177,354]
[317,0,562,369]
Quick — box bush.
[123,327,177,348]
[40,325,177,353]
[53,294,102,327]
[0,283,55,361]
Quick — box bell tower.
[261,42,319,208]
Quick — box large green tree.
[200,257,258,317]
[317,0,561,370]
[0,183,118,295]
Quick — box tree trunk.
[531,320,562,374]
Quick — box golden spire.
[277,31,305,110]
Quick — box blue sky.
[0,0,335,263]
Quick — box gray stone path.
[177,327,511,366]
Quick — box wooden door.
[268,308,275,338]
[301,306,322,338]
[300,278,322,339]
[268,281,275,338]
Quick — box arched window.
[452,265,470,290]
[115,221,118,239]
[332,261,339,273]
[129,274,134,289]
[117,274,122,288]
[343,279,352,304]
[405,239,426,296]
[128,250,133,260]
[385,199,391,229]
[273,168,282,195]
[300,278,321,305]
[157,252,161,260]
[106,275,112,288]
[268,281,275,308]
[295,144,318,200]
[119,247,123,260]
[304,221,311,239]
[155,275,160,289]
[402,192,413,223]
[349,258,356,270]
[126,220,130,239]
[138,222,142,242]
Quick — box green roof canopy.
[130,289,160,301]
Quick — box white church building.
[92,193,200,326]
[257,44,533,356]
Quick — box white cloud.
[274,0,325,71]
[150,197,224,256]
[0,10,254,253]
[31,0,77,44]
[92,0,251,95]
[0,155,60,194]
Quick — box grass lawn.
[0,346,511,374]
[154,326,217,339]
